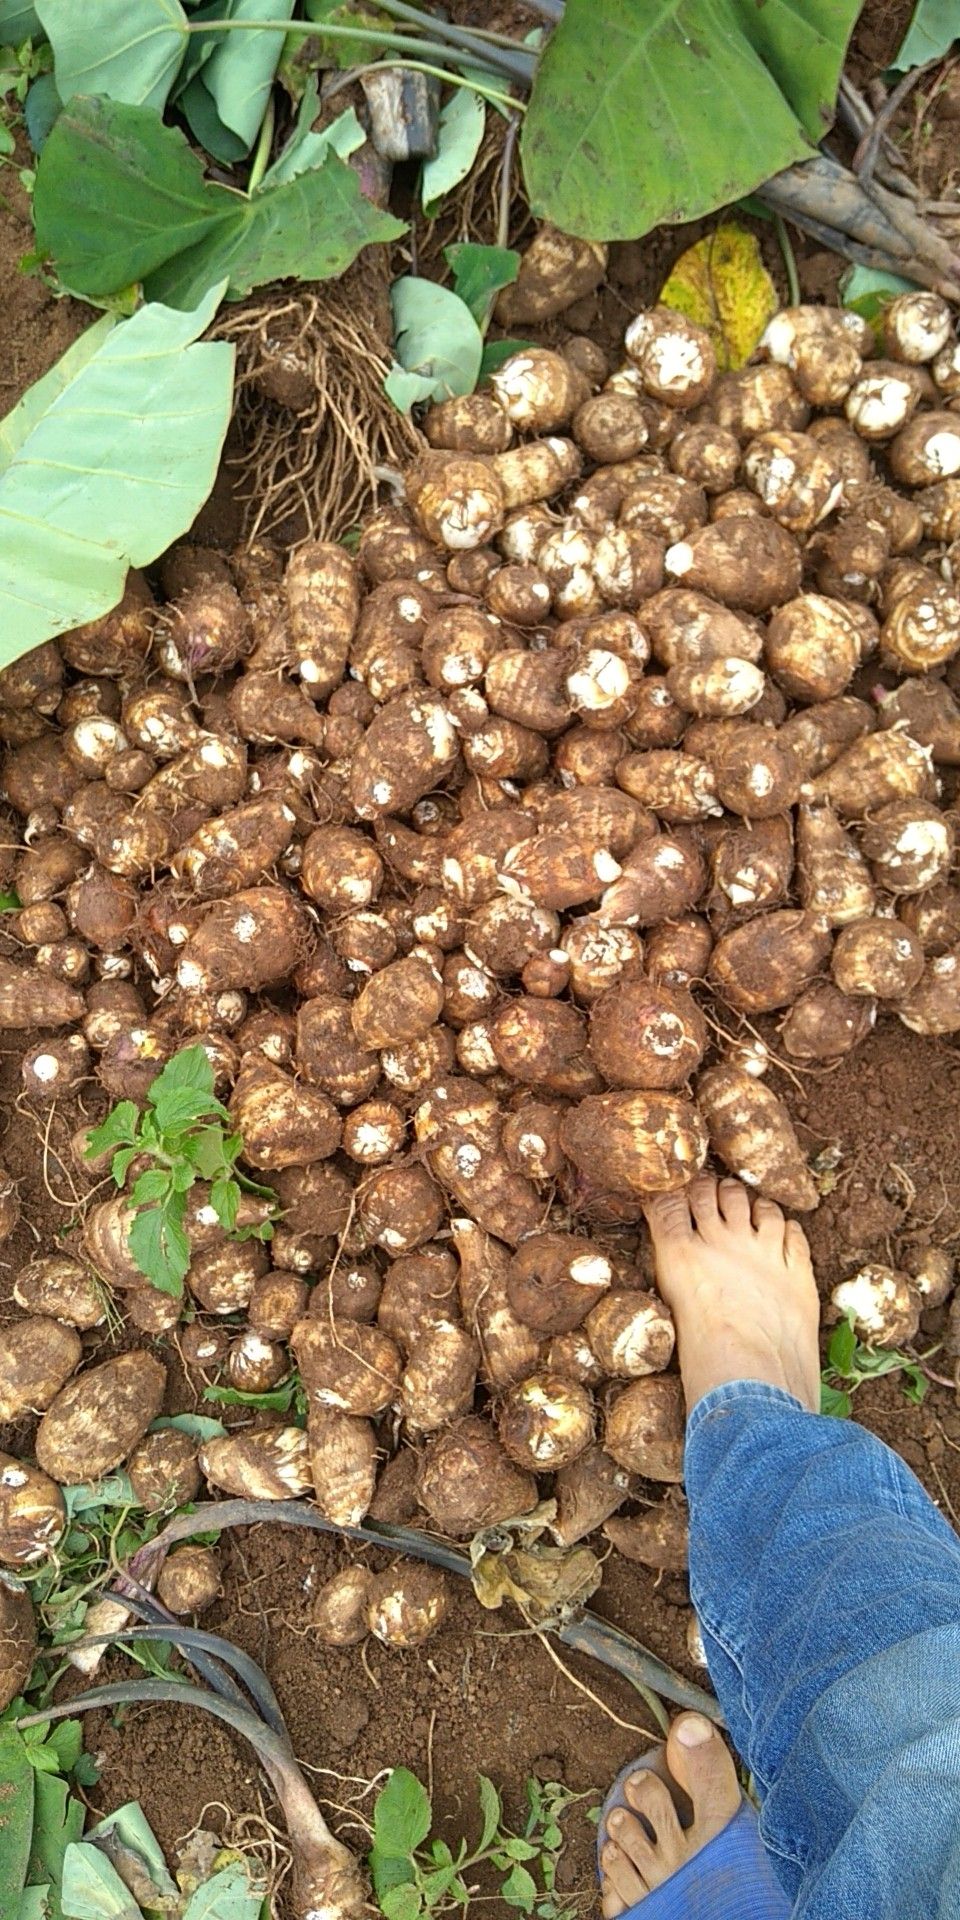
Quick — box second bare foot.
[644,1176,821,1415]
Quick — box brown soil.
[4,7,960,1915]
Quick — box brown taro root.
[900,887,960,955]
[781,982,876,1060]
[491,438,582,511]
[416,1082,542,1246]
[646,914,713,987]
[859,801,955,895]
[227,672,328,748]
[140,736,247,816]
[880,577,960,674]
[876,679,960,765]
[312,1565,375,1645]
[67,866,137,950]
[666,656,765,718]
[584,1289,675,1377]
[293,1316,401,1418]
[588,977,706,1089]
[664,517,802,614]
[831,919,924,1000]
[0,1574,37,1711]
[284,540,360,695]
[296,998,379,1107]
[643,588,762,671]
[707,814,794,922]
[551,1444,638,1546]
[342,1100,406,1165]
[709,911,832,1014]
[506,1233,613,1335]
[560,1090,707,1196]
[422,604,503,690]
[713,363,809,437]
[187,1240,269,1316]
[176,887,308,992]
[497,1371,594,1470]
[60,574,154,678]
[806,730,937,815]
[466,895,560,978]
[407,451,505,551]
[226,1330,289,1395]
[491,348,588,431]
[765,596,869,702]
[199,1426,313,1499]
[228,1057,340,1170]
[772,697,874,785]
[301,825,383,913]
[605,1493,689,1571]
[897,948,960,1033]
[742,430,842,533]
[0,1453,66,1566]
[831,1264,921,1347]
[416,1415,537,1536]
[22,1034,90,1103]
[889,410,960,487]
[157,1544,221,1616]
[796,803,875,926]
[616,750,720,823]
[63,784,172,878]
[599,830,706,930]
[399,1322,479,1432]
[453,1219,541,1387]
[13,1255,105,1331]
[357,1162,446,1257]
[0,957,84,1029]
[377,1248,461,1350]
[490,996,599,1097]
[308,1409,378,1525]
[604,1375,685,1481]
[128,1430,201,1511]
[0,1317,82,1422]
[366,1565,450,1648]
[425,391,514,454]
[560,921,644,1003]
[35,1351,166,1484]
[349,689,459,819]
[704,723,801,819]
[697,1065,818,1210]
[498,832,621,911]
[351,953,444,1051]
[159,582,250,681]
[173,798,296,898]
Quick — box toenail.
[675,1713,713,1747]
[609,1809,626,1830]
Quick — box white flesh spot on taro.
[645,333,704,392]
[31,1053,60,1082]
[200,739,230,769]
[233,912,258,944]
[570,1253,612,1287]
[924,431,960,476]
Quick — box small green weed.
[86,1045,276,1298]
[820,1313,928,1419]
[369,1767,597,1918]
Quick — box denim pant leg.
[684,1382,960,1920]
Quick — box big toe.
[665,1715,741,1837]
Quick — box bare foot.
[600,1713,741,1915]
[644,1175,821,1414]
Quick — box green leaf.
[23,70,60,151]
[827,1317,857,1377]
[62,1475,135,1519]
[110,1148,140,1190]
[0,2,41,40]
[85,1801,174,1899]
[180,0,295,163]
[85,1103,139,1157]
[132,1168,173,1207]
[182,1864,264,1920]
[261,81,364,188]
[373,1768,433,1859]
[149,1045,215,1104]
[891,0,959,71]
[379,1887,422,1920]
[479,335,534,379]
[35,0,188,111]
[150,1412,227,1443]
[202,1380,296,1412]
[27,1771,84,1920]
[501,1863,538,1910]
[841,261,918,332]
[520,0,862,241]
[477,1775,502,1854]
[445,242,519,329]
[387,276,483,412]
[422,85,485,213]
[819,1381,852,1419]
[129,1195,189,1295]
[34,95,404,309]
[302,0,388,69]
[210,1177,240,1232]
[503,1838,539,1862]
[0,1721,35,1910]
[61,1841,143,1920]
[0,282,232,664]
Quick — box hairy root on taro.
[214,271,422,544]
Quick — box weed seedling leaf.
[374,1768,433,1858]
[477,1774,502,1853]
[445,242,519,329]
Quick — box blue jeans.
[687,1383,960,1919]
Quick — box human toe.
[716,1177,753,1230]
[687,1173,721,1236]
[665,1715,741,1836]
[600,1831,648,1914]
[644,1189,695,1247]
[751,1195,786,1247]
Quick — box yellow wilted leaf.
[658,224,778,371]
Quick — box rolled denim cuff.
[686,1379,809,1446]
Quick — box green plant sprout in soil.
[86,1044,276,1299]
[369,1765,598,1919]
[820,1313,930,1420]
